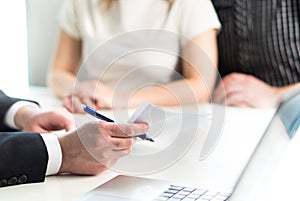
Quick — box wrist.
[273,83,300,105]
[14,104,40,130]
[57,128,108,175]
[57,134,70,173]
[57,131,79,174]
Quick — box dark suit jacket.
[0,90,48,187]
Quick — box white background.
[0,1,28,93]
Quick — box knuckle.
[113,139,121,148]
[117,124,131,136]
[123,126,134,136]
[123,148,132,155]
[124,138,134,148]
[103,123,119,136]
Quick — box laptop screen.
[230,90,300,200]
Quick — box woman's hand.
[63,80,114,113]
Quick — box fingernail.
[95,105,101,111]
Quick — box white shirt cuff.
[41,134,62,176]
[4,101,39,130]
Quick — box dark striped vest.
[213,0,300,86]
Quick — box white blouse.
[59,0,221,91]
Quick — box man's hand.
[213,73,282,108]
[15,106,75,133]
[58,122,148,175]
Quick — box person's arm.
[1,92,75,132]
[0,90,38,131]
[0,121,148,188]
[61,29,219,112]
[13,105,75,133]
[48,30,82,98]
[126,29,218,108]
[214,73,300,108]
[0,132,48,187]
[57,122,147,175]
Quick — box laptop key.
[170,185,184,191]
[182,198,197,201]
[217,193,231,197]
[195,198,210,201]
[167,198,182,201]
[198,194,215,200]
[166,189,180,194]
[161,192,175,198]
[186,194,200,199]
[183,187,196,192]
[204,190,218,196]
[173,194,187,199]
[154,185,230,201]
[178,191,191,196]
[213,194,230,200]
[153,196,170,201]
[210,198,228,201]
[193,189,206,195]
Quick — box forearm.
[126,78,212,108]
[132,29,219,108]
[125,31,218,108]
[48,30,82,98]
[48,70,77,98]
[0,92,39,131]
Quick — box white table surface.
[1,86,300,201]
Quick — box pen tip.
[147,138,155,142]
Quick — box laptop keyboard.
[153,185,230,201]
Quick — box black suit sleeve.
[0,132,48,187]
[0,90,39,131]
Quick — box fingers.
[63,95,86,114]
[81,97,96,108]
[213,75,236,104]
[213,82,226,104]
[21,106,75,132]
[48,108,74,128]
[61,122,146,175]
[87,122,148,151]
[57,117,75,132]
[214,73,250,105]
[62,95,73,112]
[54,107,76,131]
[23,126,48,133]
[225,92,250,107]
[95,98,112,109]
[110,137,136,150]
[64,121,75,131]
[78,121,148,150]
[99,122,149,138]
[71,96,85,113]
[63,94,104,113]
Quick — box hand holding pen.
[81,104,154,142]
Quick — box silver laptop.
[75,89,300,201]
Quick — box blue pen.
[81,104,154,142]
